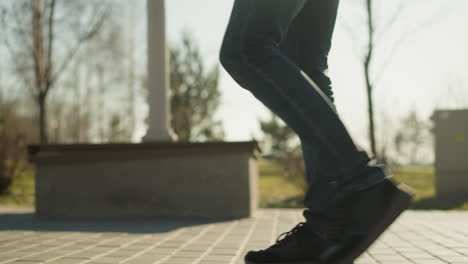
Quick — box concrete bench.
[28,141,261,220]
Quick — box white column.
[143,0,177,142]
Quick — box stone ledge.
[28,140,262,163]
[28,141,262,220]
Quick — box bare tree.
[394,108,433,165]
[0,100,30,195]
[433,73,468,110]
[47,2,129,143]
[259,112,298,157]
[2,0,110,143]
[341,0,447,161]
[259,111,306,191]
[62,55,92,142]
[362,1,409,160]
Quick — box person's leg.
[279,0,338,104]
[273,2,414,262]
[220,1,413,263]
[219,0,385,211]
[278,0,350,238]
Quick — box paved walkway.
[1,208,468,264]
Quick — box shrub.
[0,111,28,195]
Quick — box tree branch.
[338,17,365,61]
[50,4,110,87]
[372,4,452,86]
[374,1,405,44]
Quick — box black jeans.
[219,0,387,232]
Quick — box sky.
[135,0,468,151]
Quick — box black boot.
[244,222,334,264]
[320,178,414,264]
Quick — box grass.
[0,165,35,207]
[1,159,467,210]
[258,159,304,208]
[259,158,468,210]
[390,165,436,200]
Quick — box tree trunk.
[33,0,47,144]
[38,93,47,143]
[365,0,377,158]
[364,64,377,158]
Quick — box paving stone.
[47,258,86,264]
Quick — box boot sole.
[320,183,414,264]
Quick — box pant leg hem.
[338,167,390,193]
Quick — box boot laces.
[272,222,307,247]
